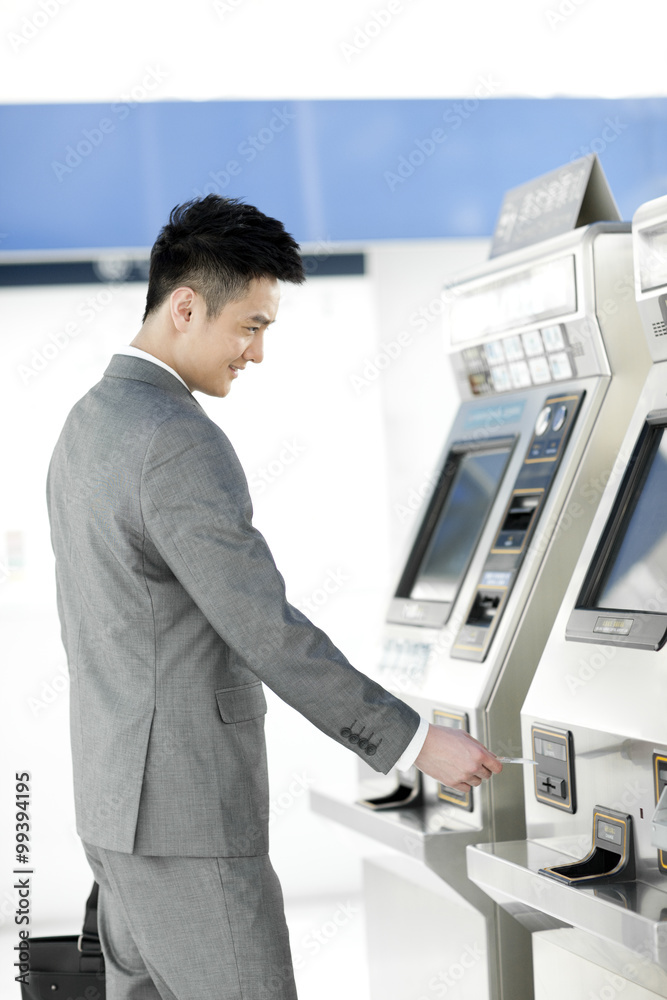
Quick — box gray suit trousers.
[82,842,297,1000]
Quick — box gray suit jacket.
[47,355,419,856]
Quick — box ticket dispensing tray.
[467,839,667,968]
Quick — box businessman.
[47,195,501,1000]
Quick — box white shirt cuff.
[394,716,429,772]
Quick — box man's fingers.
[450,780,473,793]
[415,724,504,788]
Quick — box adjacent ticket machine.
[313,207,651,1000]
[467,196,667,999]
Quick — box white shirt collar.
[114,346,191,391]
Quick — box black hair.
[142,195,305,322]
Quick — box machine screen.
[595,426,667,613]
[410,447,512,603]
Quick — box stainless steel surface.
[468,840,667,967]
[465,196,667,1000]
[312,222,651,1000]
[532,929,667,999]
[652,788,667,851]
[363,855,501,1000]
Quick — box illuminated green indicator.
[593,616,633,635]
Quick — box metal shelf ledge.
[310,788,483,867]
[467,839,667,967]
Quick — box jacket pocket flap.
[216,683,267,723]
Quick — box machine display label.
[463,401,526,430]
[593,616,634,636]
[597,819,623,846]
[534,737,566,760]
[481,570,513,588]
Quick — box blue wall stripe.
[1,98,666,251]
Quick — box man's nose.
[243,331,264,364]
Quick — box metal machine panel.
[634,196,667,365]
[467,195,667,1000]
[532,929,667,999]
[313,221,651,1000]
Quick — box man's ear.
[170,287,198,333]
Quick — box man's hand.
[414,724,502,791]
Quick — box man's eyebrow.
[246,313,275,325]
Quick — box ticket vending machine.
[467,195,667,1000]
[312,215,651,1000]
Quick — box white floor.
[287,895,370,1000]
[1,893,370,1000]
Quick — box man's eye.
[245,327,259,335]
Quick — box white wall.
[0,0,664,103]
[367,239,490,568]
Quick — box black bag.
[20,882,105,1000]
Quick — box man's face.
[174,276,280,397]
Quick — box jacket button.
[365,744,377,756]
[340,728,351,738]
[349,732,360,744]
[358,738,368,749]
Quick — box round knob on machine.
[534,406,552,436]
[552,404,567,432]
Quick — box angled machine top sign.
[490,154,621,257]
